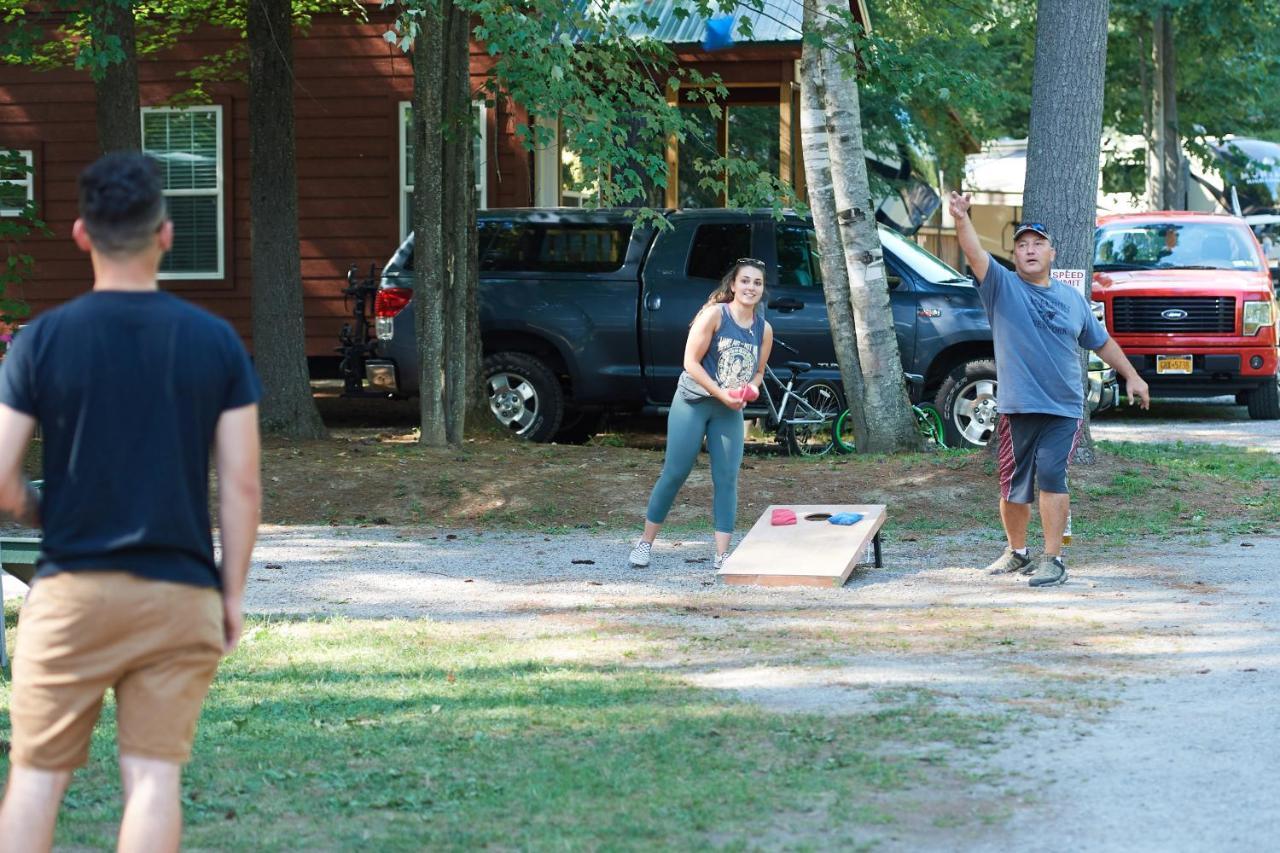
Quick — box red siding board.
[1,11,793,356]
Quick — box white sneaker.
[714,552,729,571]
[628,540,652,567]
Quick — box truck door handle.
[646,293,662,310]
[768,297,804,312]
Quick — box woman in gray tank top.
[628,260,775,572]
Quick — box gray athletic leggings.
[645,394,745,534]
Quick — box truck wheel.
[483,352,564,442]
[935,359,999,449]
[1246,375,1280,420]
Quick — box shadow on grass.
[2,617,1007,851]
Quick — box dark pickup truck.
[362,208,1005,447]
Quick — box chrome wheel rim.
[951,377,998,446]
[488,371,539,435]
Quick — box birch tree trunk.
[799,0,869,450]
[248,0,327,438]
[412,8,448,446]
[814,0,918,453]
[1022,0,1110,465]
[91,0,140,153]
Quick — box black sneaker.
[984,547,1032,575]
[1028,555,1067,587]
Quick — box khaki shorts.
[9,571,224,770]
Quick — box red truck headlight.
[1243,299,1277,336]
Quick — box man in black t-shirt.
[0,153,262,852]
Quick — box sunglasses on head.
[735,257,766,268]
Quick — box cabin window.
[0,150,34,217]
[400,100,487,239]
[141,106,224,279]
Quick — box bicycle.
[751,339,845,457]
[831,373,948,452]
[335,262,382,396]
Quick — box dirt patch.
[239,426,1279,544]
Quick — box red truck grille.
[1111,296,1236,334]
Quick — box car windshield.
[878,227,970,285]
[1094,221,1263,272]
[1250,221,1280,266]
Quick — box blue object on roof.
[702,14,736,51]
[563,0,802,45]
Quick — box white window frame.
[532,115,560,207]
[399,100,488,240]
[0,149,34,217]
[140,105,225,281]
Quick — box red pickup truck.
[1092,211,1280,419]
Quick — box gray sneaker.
[628,540,652,567]
[1028,555,1067,587]
[713,552,729,571]
[984,547,1032,575]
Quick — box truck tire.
[935,358,999,449]
[483,352,564,442]
[1246,374,1280,420]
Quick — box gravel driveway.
[11,523,1273,850]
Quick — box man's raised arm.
[949,192,990,283]
[214,403,261,654]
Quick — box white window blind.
[141,106,224,279]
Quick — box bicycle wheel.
[833,409,856,454]
[915,403,947,448]
[783,381,842,457]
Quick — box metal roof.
[569,0,803,45]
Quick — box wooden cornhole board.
[717,504,887,587]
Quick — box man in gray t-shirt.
[949,192,1150,588]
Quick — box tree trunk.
[1149,6,1183,210]
[1022,0,1110,465]
[799,0,869,450]
[247,0,327,438]
[412,5,448,446]
[442,0,472,444]
[1138,28,1153,207]
[814,0,918,453]
[91,0,140,153]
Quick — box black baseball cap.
[1013,222,1052,243]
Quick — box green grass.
[2,617,1008,851]
[1097,440,1280,483]
[1076,441,1280,540]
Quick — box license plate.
[1155,355,1193,375]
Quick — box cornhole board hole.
[717,505,886,587]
